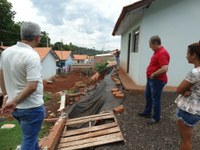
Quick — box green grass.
[43,91,52,103]
[0,119,22,149]
[0,92,53,149]
[0,119,52,149]
[95,61,108,73]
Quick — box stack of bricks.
[111,76,118,82]
[111,88,125,114]
[111,88,124,99]
[111,76,121,85]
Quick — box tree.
[38,31,51,47]
[0,0,20,46]
[52,42,64,50]
[69,42,78,51]
[63,44,70,50]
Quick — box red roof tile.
[34,47,52,61]
[73,54,88,60]
[55,50,71,60]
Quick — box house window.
[132,28,140,53]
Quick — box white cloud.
[7,0,139,50]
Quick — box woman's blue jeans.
[143,78,166,121]
[12,105,45,150]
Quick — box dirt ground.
[43,71,88,119]
[44,71,86,94]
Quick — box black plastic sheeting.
[67,71,123,128]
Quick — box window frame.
[132,27,140,53]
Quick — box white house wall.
[65,56,72,66]
[121,0,200,86]
[41,53,57,79]
[121,17,143,83]
[120,35,128,70]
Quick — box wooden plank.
[57,112,125,150]
[58,132,124,150]
[58,93,66,111]
[66,113,114,125]
[62,122,117,137]
[61,126,120,143]
[66,112,113,123]
[59,137,123,150]
[60,132,123,147]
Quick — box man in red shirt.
[138,35,170,124]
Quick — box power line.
[0,29,50,46]
[0,29,20,35]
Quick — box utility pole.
[61,39,63,50]
[46,38,48,47]
[61,39,63,65]
[46,33,49,47]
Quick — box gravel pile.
[95,91,200,150]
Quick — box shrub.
[95,61,108,74]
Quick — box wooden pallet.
[58,112,124,150]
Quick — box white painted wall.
[65,56,72,66]
[121,0,200,86]
[123,17,143,84]
[41,53,57,79]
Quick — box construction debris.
[40,61,125,150]
[58,112,124,150]
[40,118,67,150]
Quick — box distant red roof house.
[34,47,59,79]
[94,53,115,64]
[73,54,88,60]
[55,50,71,60]
[54,50,73,68]
[73,54,88,64]
[34,47,59,61]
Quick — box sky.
[7,0,139,50]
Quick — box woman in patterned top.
[175,41,200,150]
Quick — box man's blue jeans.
[143,78,166,121]
[12,105,45,150]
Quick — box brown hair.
[188,41,200,59]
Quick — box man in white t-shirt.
[0,22,45,150]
